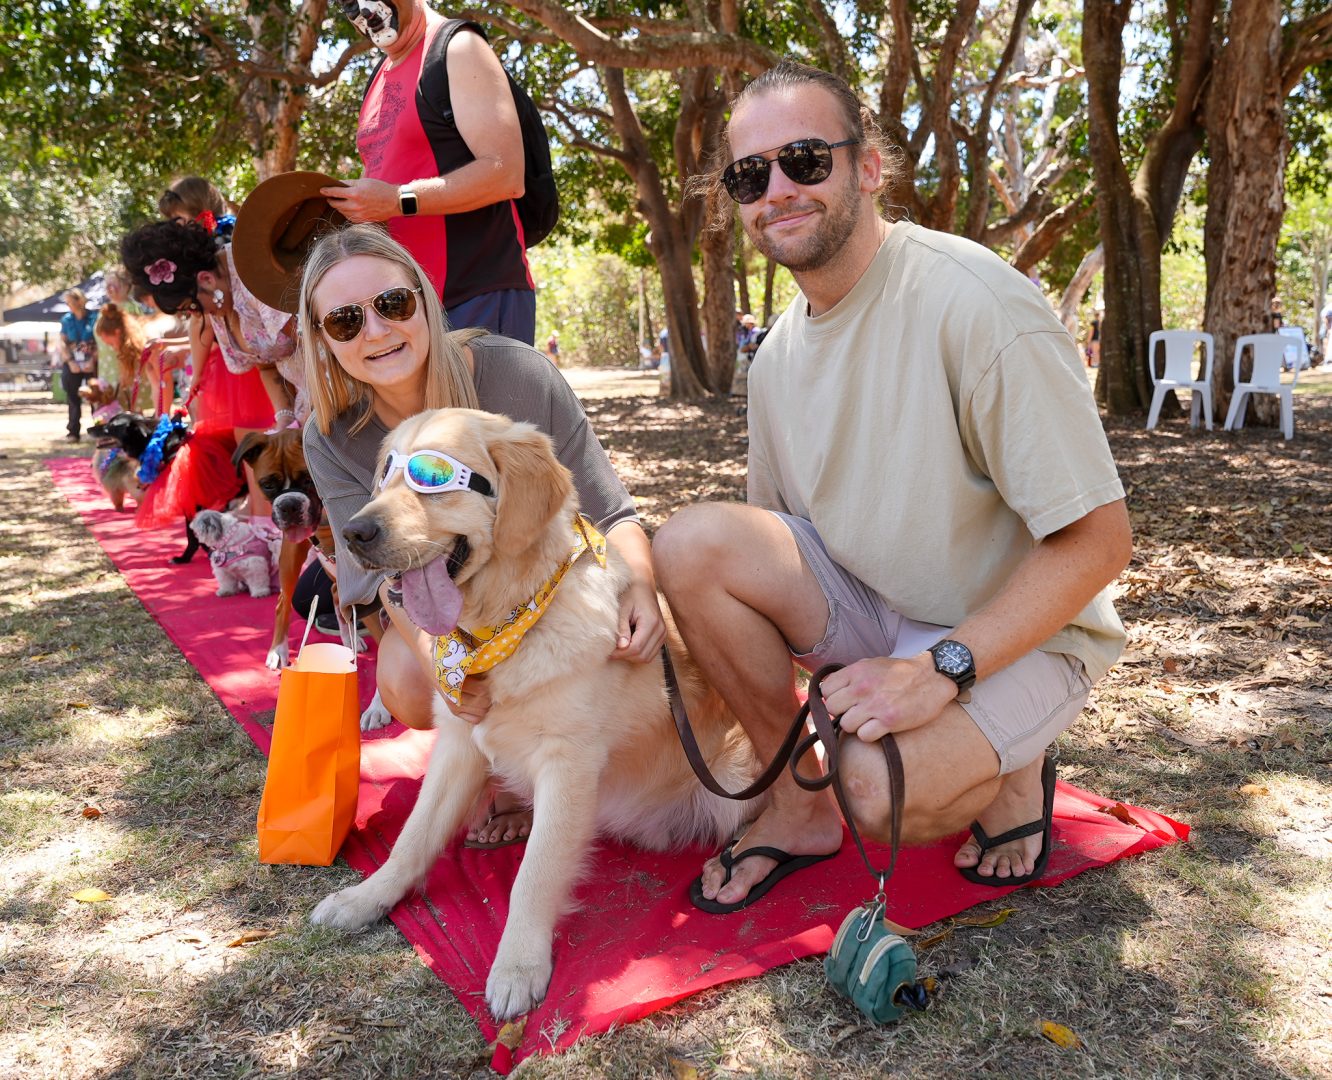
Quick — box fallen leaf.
[1097,802,1144,828]
[1040,1019,1082,1049]
[493,1018,526,1051]
[67,701,91,710]
[917,926,955,948]
[1162,657,1180,673]
[669,1056,702,1079]
[360,1017,405,1028]
[1239,783,1269,796]
[830,1023,861,1045]
[225,929,277,948]
[71,888,112,903]
[951,907,1017,928]
[882,917,919,936]
[81,806,103,819]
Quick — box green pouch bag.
[825,903,919,1023]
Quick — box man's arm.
[826,499,1132,741]
[324,31,524,223]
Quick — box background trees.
[1,1,1328,417]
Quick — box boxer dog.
[234,429,391,730]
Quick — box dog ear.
[232,431,269,470]
[488,422,574,558]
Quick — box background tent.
[3,271,107,323]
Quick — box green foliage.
[530,241,653,368]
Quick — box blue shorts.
[446,289,536,347]
[777,512,1091,775]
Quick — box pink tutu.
[199,346,274,431]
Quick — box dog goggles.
[721,137,859,205]
[317,286,422,342]
[380,449,493,497]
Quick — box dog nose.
[343,517,381,550]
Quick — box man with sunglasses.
[321,0,537,344]
[656,62,1132,913]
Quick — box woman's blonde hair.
[64,287,87,306]
[94,302,147,406]
[299,224,482,436]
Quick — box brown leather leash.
[661,645,903,891]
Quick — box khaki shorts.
[778,513,1091,775]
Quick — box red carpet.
[51,456,1189,1071]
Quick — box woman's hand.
[453,673,492,724]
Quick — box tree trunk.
[735,241,751,317]
[700,189,737,392]
[1058,243,1104,337]
[1203,0,1287,427]
[762,256,777,328]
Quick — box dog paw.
[360,690,393,732]
[266,644,289,671]
[309,885,389,931]
[486,946,554,1021]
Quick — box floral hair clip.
[146,258,177,286]
[194,210,217,233]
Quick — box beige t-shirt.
[748,221,1126,682]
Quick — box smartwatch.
[927,639,976,695]
[398,187,419,216]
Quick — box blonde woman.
[93,302,151,411]
[300,224,664,847]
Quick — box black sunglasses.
[721,137,859,205]
[317,286,422,343]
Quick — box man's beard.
[744,171,863,273]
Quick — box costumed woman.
[93,302,153,412]
[299,223,664,847]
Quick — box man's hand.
[819,654,958,742]
[611,578,666,662]
[321,178,401,224]
[452,673,492,724]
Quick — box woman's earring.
[213,289,225,307]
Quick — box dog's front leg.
[268,538,310,670]
[486,755,603,1020]
[311,715,485,930]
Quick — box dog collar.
[431,515,608,705]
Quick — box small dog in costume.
[190,510,282,598]
[87,402,141,512]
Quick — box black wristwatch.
[398,187,419,216]
[928,639,976,695]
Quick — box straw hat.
[232,171,348,314]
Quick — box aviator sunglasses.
[721,137,859,205]
[317,286,422,343]
[380,449,494,497]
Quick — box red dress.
[196,343,273,431]
[133,412,240,529]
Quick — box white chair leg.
[1146,386,1167,430]
[1223,390,1245,431]
[1282,393,1293,440]
[1201,390,1213,431]
[1188,392,1201,428]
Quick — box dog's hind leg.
[486,754,603,1020]
[310,717,486,931]
[172,515,201,565]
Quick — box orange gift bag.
[257,622,362,866]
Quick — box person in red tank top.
[323,1,536,345]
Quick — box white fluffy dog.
[190,510,282,598]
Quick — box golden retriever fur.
[309,408,759,1019]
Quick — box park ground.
[0,370,1329,1078]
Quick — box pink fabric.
[50,456,1189,1072]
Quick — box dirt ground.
[1,374,1329,1079]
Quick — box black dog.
[88,412,241,564]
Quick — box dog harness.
[431,514,607,705]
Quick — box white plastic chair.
[1146,330,1214,431]
[1223,333,1298,440]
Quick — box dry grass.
[1,380,1329,1080]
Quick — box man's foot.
[694,798,843,910]
[954,754,1055,883]
[66,433,81,443]
[464,795,532,849]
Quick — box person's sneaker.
[314,612,342,636]
[66,433,81,443]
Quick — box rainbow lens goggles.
[379,450,494,497]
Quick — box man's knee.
[654,502,744,596]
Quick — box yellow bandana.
[432,514,608,704]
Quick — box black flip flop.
[958,755,1057,887]
[690,843,839,914]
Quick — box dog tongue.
[400,558,463,636]
[283,524,316,545]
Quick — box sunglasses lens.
[373,287,417,323]
[723,156,771,205]
[406,453,455,490]
[778,140,834,185]
[322,305,364,342]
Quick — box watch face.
[933,640,972,675]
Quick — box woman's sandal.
[958,755,1056,887]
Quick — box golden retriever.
[309,408,759,1019]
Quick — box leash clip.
[856,896,885,942]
